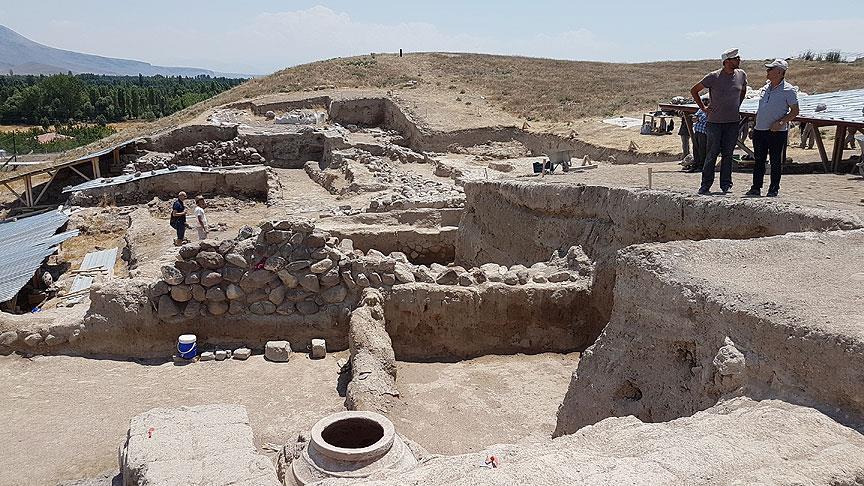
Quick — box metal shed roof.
[0,210,78,303]
[739,88,864,126]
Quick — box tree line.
[0,73,246,126]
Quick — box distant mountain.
[0,24,250,77]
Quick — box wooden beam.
[68,164,91,181]
[2,181,28,205]
[33,170,58,205]
[736,140,755,158]
[113,148,120,165]
[91,157,101,178]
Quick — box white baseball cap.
[721,48,740,61]
[764,59,789,71]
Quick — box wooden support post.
[112,148,120,166]
[33,170,58,205]
[812,125,830,172]
[832,125,846,173]
[683,112,694,138]
[91,157,101,178]
[24,174,33,207]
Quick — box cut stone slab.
[233,347,251,360]
[215,350,227,361]
[311,339,327,359]
[199,351,215,361]
[121,404,280,486]
[264,340,291,362]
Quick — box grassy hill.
[58,52,864,159]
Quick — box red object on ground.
[147,427,155,438]
[485,455,499,468]
[256,257,267,270]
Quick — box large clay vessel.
[291,410,418,484]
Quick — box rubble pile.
[169,138,266,167]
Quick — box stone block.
[24,333,43,347]
[233,348,251,360]
[161,265,184,285]
[311,339,326,359]
[215,350,228,361]
[299,274,320,292]
[277,269,299,288]
[250,301,277,315]
[196,251,225,270]
[0,331,18,346]
[265,341,291,362]
[310,258,334,274]
[297,300,319,315]
[224,253,247,267]
[201,271,223,287]
[170,285,193,302]
[121,404,280,485]
[207,300,229,316]
[200,351,215,361]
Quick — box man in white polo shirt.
[745,59,800,197]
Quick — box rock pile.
[169,137,266,168]
[274,109,326,125]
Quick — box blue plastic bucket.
[177,334,197,359]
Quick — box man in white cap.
[745,59,799,197]
[690,48,748,194]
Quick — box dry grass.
[54,53,864,160]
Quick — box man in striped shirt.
[687,98,710,173]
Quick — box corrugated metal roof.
[740,88,864,125]
[0,210,78,303]
[65,275,94,305]
[63,165,258,193]
[80,247,118,278]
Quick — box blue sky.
[2,0,862,74]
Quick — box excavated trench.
[4,177,864,484]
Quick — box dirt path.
[391,353,580,455]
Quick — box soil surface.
[0,353,348,485]
[391,352,580,455]
[0,351,578,485]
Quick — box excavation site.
[1,69,864,485]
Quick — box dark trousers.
[692,131,707,169]
[680,133,691,157]
[171,219,186,241]
[751,129,787,193]
[701,122,739,191]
